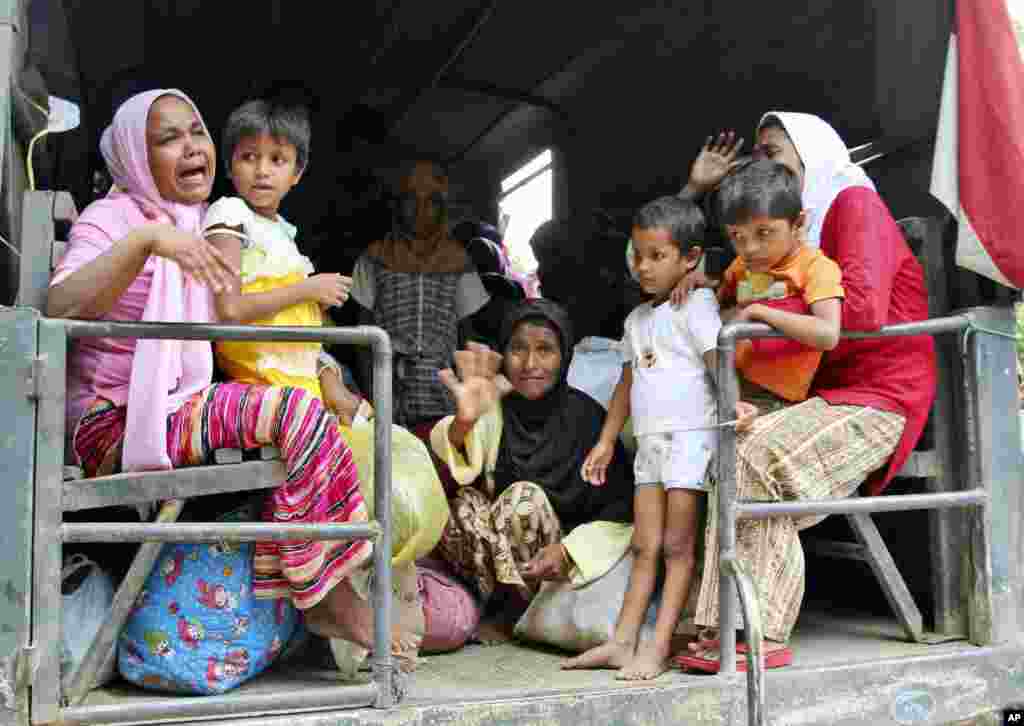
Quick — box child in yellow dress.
[203,100,448,671]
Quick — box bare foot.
[308,570,425,672]
[304,585,372,646]
[474,617,516,645]
[561,639,636,670]
[391,565,425,671]
[615,641,670,681]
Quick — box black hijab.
[493,300,634,529]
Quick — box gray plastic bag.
[61,554,117,689]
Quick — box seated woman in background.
[672,113,936,672]
[431,300,635,642]
[349,160,489,437]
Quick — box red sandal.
[674,642,793,673]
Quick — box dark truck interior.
[22,0,957,283]
[24,1,1001,371]
[10,2,1020,711]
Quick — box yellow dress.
[206,197,449,566]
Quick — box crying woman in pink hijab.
[48,90,419,669]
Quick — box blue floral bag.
[118,505,300,695]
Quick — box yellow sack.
[340,423,449,567]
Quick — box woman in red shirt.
[675,113,937,672]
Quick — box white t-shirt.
[621,289,722,436]
[203,197,314,285]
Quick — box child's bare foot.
[561,639,636,670]
[616,641,670,681]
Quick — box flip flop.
[673,644,793,673]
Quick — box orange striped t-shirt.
[718,245,844,402]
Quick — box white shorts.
[634,430,714,492]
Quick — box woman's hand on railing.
[149,224,238,293]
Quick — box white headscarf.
[758,112,876,247]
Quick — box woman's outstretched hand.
[438,342,512,432]
[688,131,745,194]
[149,224,238,293]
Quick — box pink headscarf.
[98,89,215,471]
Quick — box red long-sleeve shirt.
[812,187,937,495]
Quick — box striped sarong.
[72,383,371,611]
[694,397,905,642]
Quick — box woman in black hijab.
[431,300,634,641]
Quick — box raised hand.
[438,342,511,431]
[304,273,353,308]
[688,131,745,194]
[149,224,238,293]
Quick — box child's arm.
[206,228,351,324]
[735,298,841,351]
[581,364,632,486]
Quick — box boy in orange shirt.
[716,160,844,411]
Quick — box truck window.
[498,148,552,278]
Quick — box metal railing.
[37,319,399,725]
[713,312,994,726]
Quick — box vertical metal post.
[368,329,395,707]
[716,328,740,675]
[961,325,993,647]
[0,309,40,726]
[723,558,765,726]
[31,318,66,725]
[962,308,1017,646]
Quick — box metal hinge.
[23,354,47,401]
[0,645,37,712]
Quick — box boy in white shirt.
[564,196,755,680]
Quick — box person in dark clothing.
[429,300,635,641]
